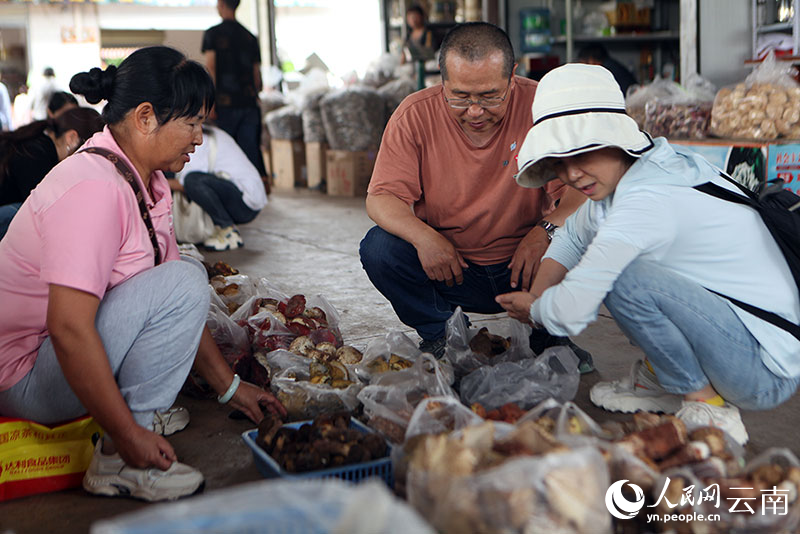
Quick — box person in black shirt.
[577,43,638,96]
[202,0,267,186]
[0,107,104,239]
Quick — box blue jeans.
[604,259,800,410]
[0,202,22,241]
[359,226,566,350]
[183,172,259,228]
[215,106,267,177]
[0,258,209,428]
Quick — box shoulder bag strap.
[79,146,162,265]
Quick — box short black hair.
[406,4,425,17]
[220,0,240,10]
[438,22,515,80]
[47,91,78,115]
[577,43,610,62]
[70,46,215,126]
[43,67,55,77]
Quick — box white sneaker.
[153,406,190,436]
[676,400,749,446]
[82,440,204,501]
[590,359,683,414]
[203,226,243,251]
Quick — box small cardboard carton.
[270,139,306,190]
[305,141,327,190]
[326,149,377,197]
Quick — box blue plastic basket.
[242,418,394,488]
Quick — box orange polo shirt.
[368,76,565,265]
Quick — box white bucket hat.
[515,63,653,189]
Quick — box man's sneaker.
[82,440,204,501]
[203,226,243,251]
[676,400,749,446]
[590,359,683,414]
[529,331,595,374]
[153,406,190,436]
[562,339,595,374]
[419,337,446,359]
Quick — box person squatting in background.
[0,45,285,502]
[497,64,800,445]
[169,124,267,250]
[0,107,105,240]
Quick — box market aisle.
[3,190,800,534]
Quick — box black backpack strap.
[694,176,800,342]
[706,289,800,343]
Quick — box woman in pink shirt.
[0,46,285,502]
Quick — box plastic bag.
[406,436,611,534]
[206,303,250,367]
[362,53,400,88]
[626,76,687,129]
[459,346,580,411]
[643,72,717,139]
[443,307,534,378]
[209,274,265,315]
[358,353,456,445]
[265,106,304,140]
[355,330,452,385]
[711,51,800,140]
[91,478,435,534]
[377,77,417,116]
[171,191,215,244]
[320,87,386,151]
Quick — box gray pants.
[0,258,209,429]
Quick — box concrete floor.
[3,189,800,534]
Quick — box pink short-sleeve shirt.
[0,127,180,391]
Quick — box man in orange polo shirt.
[359,22,592,371]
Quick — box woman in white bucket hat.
[496,63,800,445]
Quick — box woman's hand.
[112,425,176,471]
[228,380,287,423]
[496,291,536,324]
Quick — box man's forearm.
[530,258,568,299]
[365,193,437,248]
[542,187,587,226]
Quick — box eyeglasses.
[443,80,511,109]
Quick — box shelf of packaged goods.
[551,30,679,44]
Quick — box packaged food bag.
[644,73,717,139]
[443,307,534,378]
[0,416,103,501]
[711,51,800,140]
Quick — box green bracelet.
[217,374,241,404]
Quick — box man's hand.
[496,291,536,324]
[415,229,468,287]
[508,226,550,291]
[229,381,287,423]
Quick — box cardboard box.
[270,139,306,190]
[305,141,327,190]
[326,149,376,197]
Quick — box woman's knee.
[604,259,656,311]
[160,259,210,313]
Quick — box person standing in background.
[202,0,268,192]
[29,67,59,121]
[12,84,31,129]
[0,75,11,131]
[577,43,638,96]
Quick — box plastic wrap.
[443,307,534,378]
[406,429,611,534]
[377,77,417,116]
[357,353,456,445]
[459,346,580,411]
[354,330,452,385]
[209,274,279,316]
[91,479,434,534]
[207,303,250,367]
[302,91,328,143]
[320,87,386,151]
[643,73,717,139]
[266,105,304,140]
[362,53,400,88]
[626,76,687,129]
[711,51,800,140]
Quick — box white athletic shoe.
[676,400,749,446]
[82,440,204,501]
[203,226,243,251]
[590,359,683,414]
[152,406,190,436]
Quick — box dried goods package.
[711,52,800,140]
[320,87,386,151]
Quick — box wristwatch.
[537,219,558,242]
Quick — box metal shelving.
[752,0,800,58]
